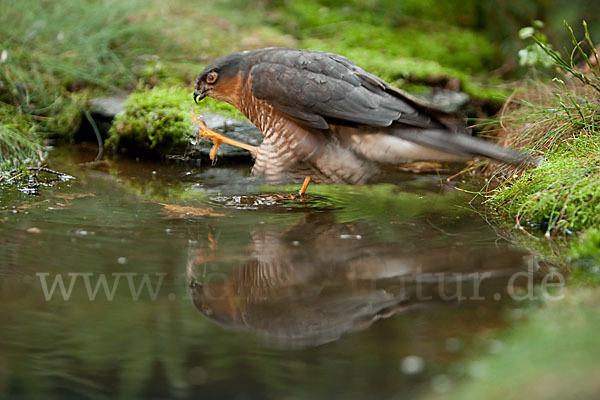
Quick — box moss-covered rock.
[106,86,194,157]
[106,86,257,158]
[482,26,600,282]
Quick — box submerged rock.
[414,89,471,114]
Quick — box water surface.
[0,146,536,399]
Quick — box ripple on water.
[208,193,338,212]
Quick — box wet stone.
[415,89,471,114]
[89,94,128,118]
[190,112,263,159]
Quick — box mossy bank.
[433,22,600,398]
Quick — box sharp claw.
[189,109,258,158]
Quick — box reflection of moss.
[106,86,245,157]
[262,182,469,233]
[428,289,600,400]
[569,228,600,282]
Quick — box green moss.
[106,86,245,157]
[489,136,600,234]
[275,0,499,72]
[106,87,192,157]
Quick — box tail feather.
[392,128,538,166]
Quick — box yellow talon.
[190,109,258,164]
[299,176,311,196]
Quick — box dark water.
[0,146,538,399]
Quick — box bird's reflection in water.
[188,213,534,348]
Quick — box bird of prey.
[193,47,530,188]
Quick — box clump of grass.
[489,136,600,235]
[0,0,158,99]
[0,0,168,175]
[0,124,42,175]
[486,22,600,237]
[0,108,43,182]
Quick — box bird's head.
[194,51,246,107]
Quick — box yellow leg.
[299,176,311,196]
[190,109,258,163]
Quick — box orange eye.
[206,71,218,84]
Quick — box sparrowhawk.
[193,47,531,186]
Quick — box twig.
[83,110,104,161]
[26,167,75,179]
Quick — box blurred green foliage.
[0,0,163,177]
[268,0,499,72]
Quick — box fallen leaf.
[48,202,71,210]
[157,202,225,218]
[17,199,51,210]
[395,162,450,173]
[54,193,96,200]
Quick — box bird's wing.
[248,48,440,130]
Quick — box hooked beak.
[193,88,207,104]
